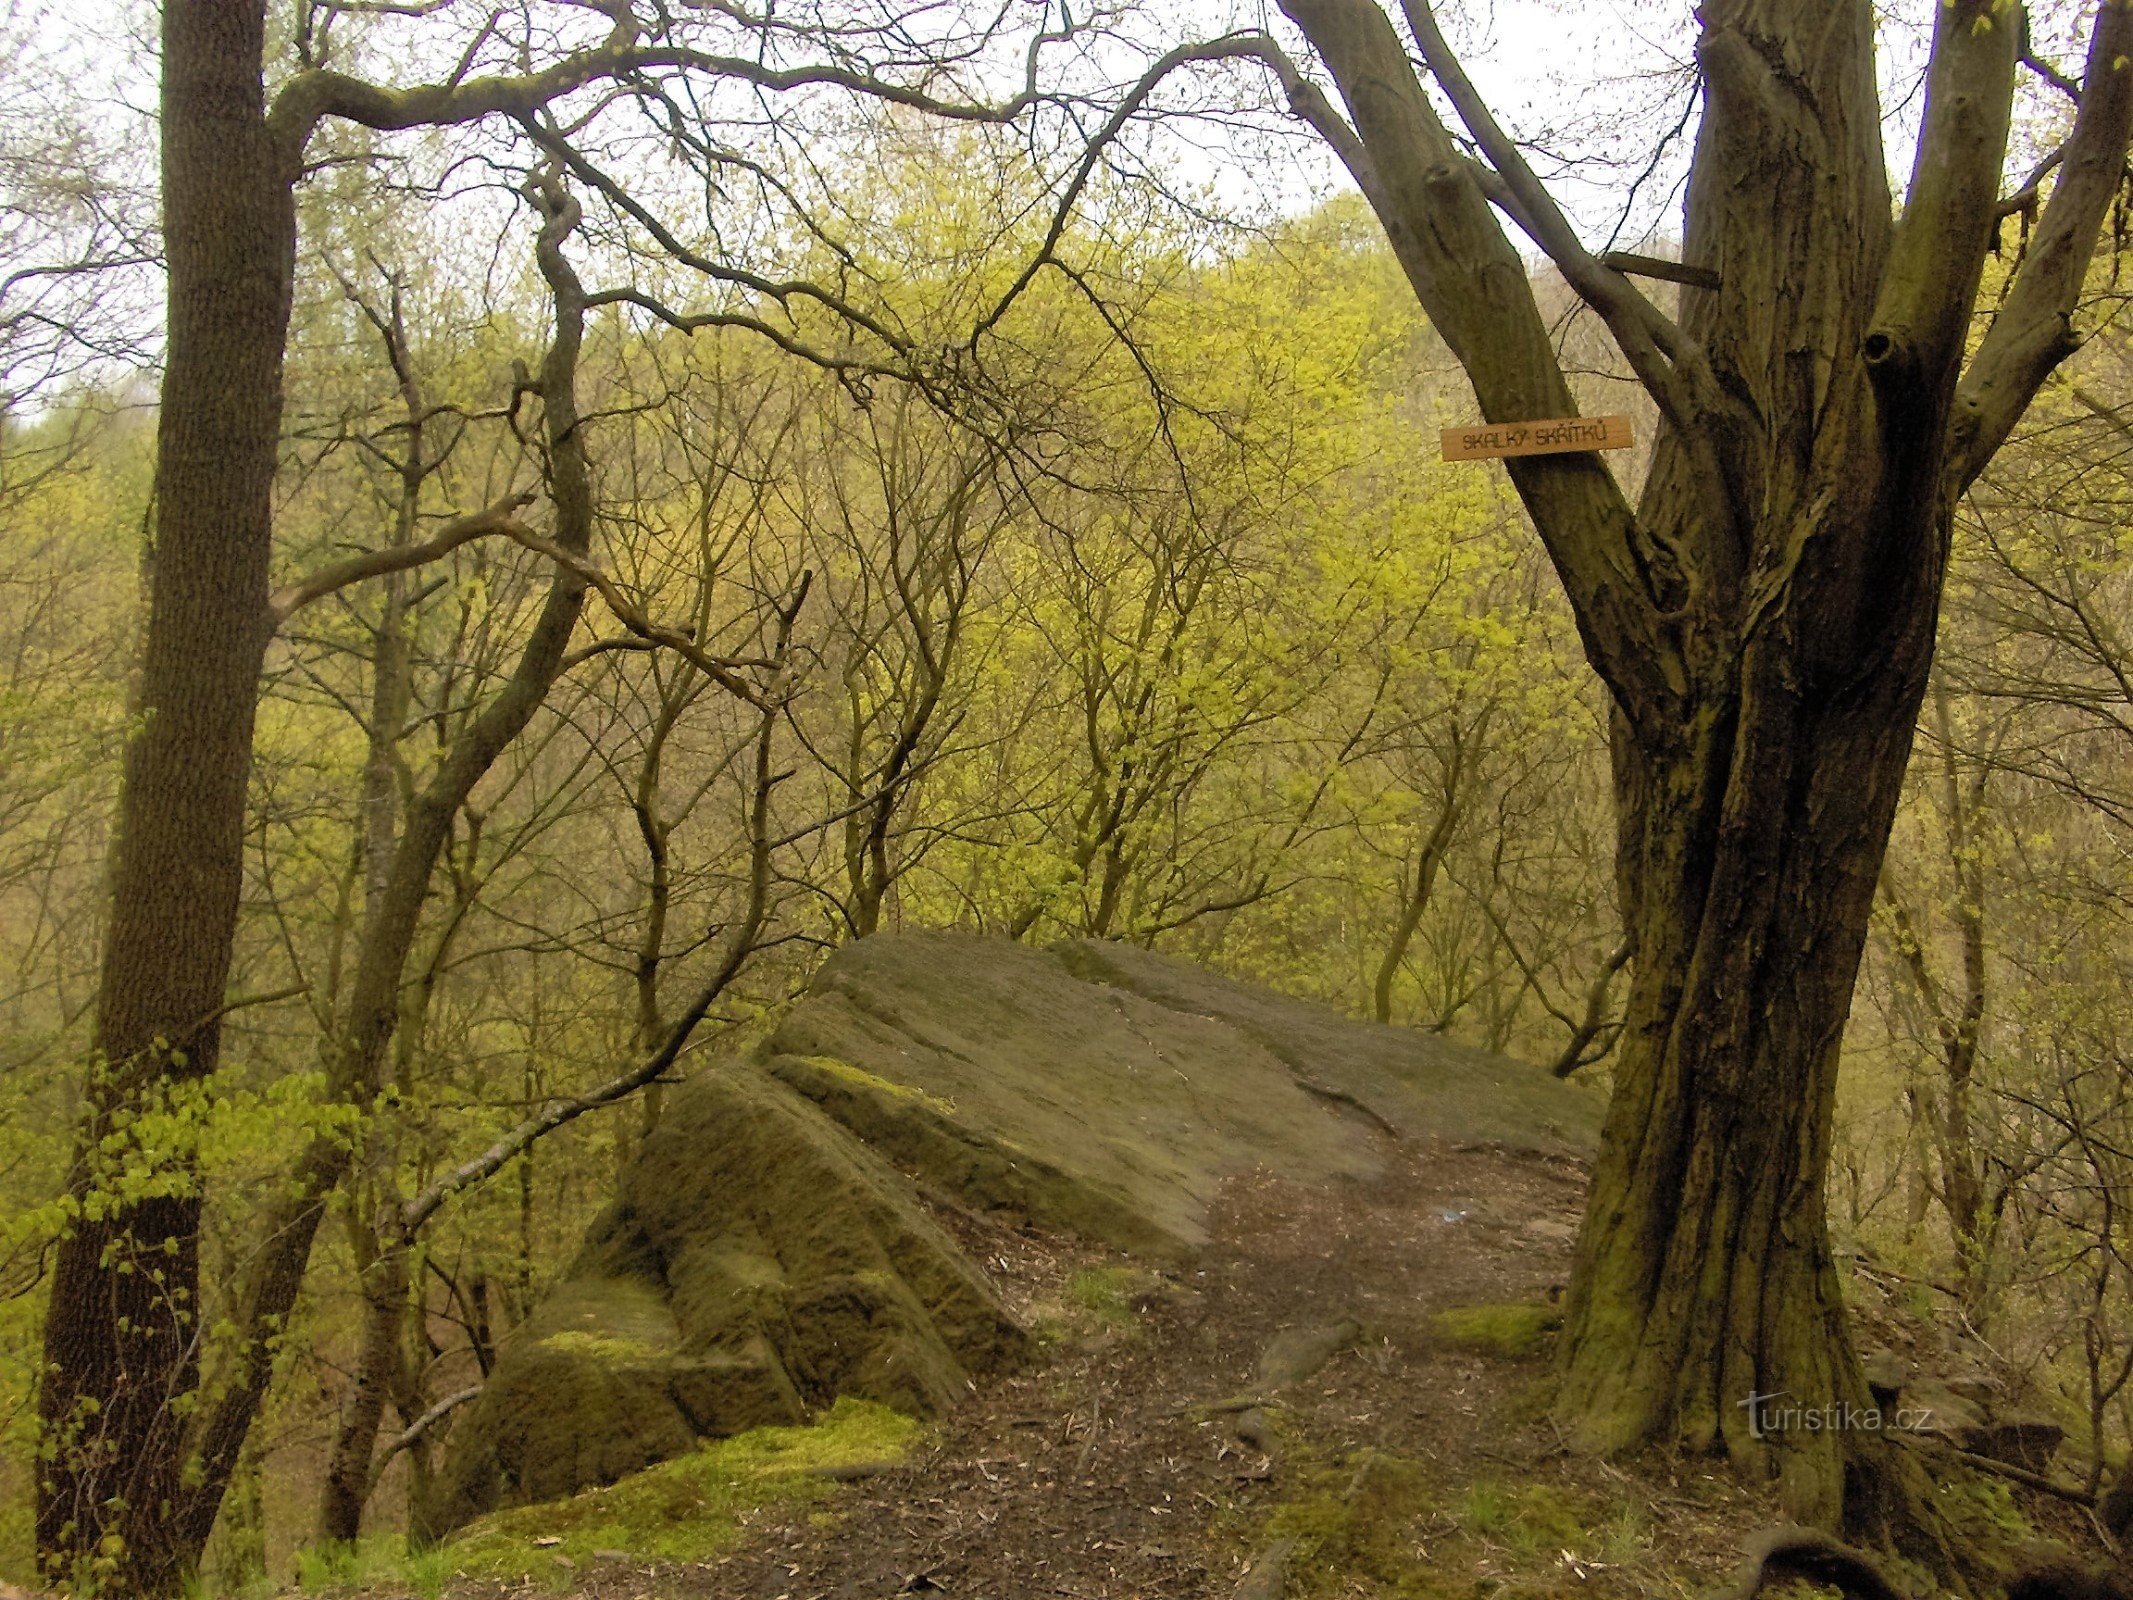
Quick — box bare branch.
[1396,0,1721,442]
[363,1385,481,1491]
[1951,0,2133,489]
[268,25,1061,162]
[393,574,809,1240]
[267,493,535,627]
[495,523,772,708]
[1600,251,1720,292]
[1548,937,1635,1078]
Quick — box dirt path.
[554,1138,1765,1600]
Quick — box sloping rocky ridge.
[428,931,1600,1532]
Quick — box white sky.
[3,0,2083,388]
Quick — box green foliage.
[441,1398,920,1579]
[292,1538,450,1599]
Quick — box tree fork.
[1261,0,2133,1552]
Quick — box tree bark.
[1558,633,1938,1525]
[35,4,292,1589]
[317,1236,412,1545]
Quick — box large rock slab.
[766,934,1379,1256]
[432,931,1600,1529]
[1058,940,1598,1154]
[768,933,1597,1256]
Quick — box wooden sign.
[1441,414,1634,462]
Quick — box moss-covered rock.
[1430,1301,1565,1357]
[445,1398,921,1577]
[768,931,1598,1258]
[424,1065,1020,1535]
[431,931,1599,1535]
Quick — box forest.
[4,1,2133,1597]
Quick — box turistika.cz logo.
[1736,1391,1932,1438]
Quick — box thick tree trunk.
[1545,0,1963,1523]
[35,5,292,1591]
[1556,609,1937,1524]
[1263,0,2099,1545]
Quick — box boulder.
[1056,939,1600,1155]
[1966,1414,2065,1473]
[1254,1319,1364,1391]
[431,931,1602,1530]
[424,1063,1021,1534]
[767,932,1599,1256]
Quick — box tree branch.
[971,33,1300,343]
[495,523,772,708]
[1396,0,1720,442]
[1867,0,2018,413]
[1600,251,1721,292]
[363,1385,481,1491]
[1548,936,1635,1078]
[267,493,535,627]
[392,573,808,1242]
[1951,0,2133,490]
[268,27,1062,166]
[1271,0,1675,728]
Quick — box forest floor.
[362,1133,1789,1600]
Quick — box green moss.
[1262,1449,1437,1592]
[1936,1473,2033,1549]
[797,1055,958,1116]
[1457,1480,1588,1555]
[1430,1301,1563,1357]
[537,1330,661,1361]
[1065,1267,1138,1323]
[446,1397,920,1579]
[1028,1266,1161,1344]
[1225,1439,1636,1600]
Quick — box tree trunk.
[318,1239,412,1545]
[1557,614,1937,1524]
[1371,750,1464,1023]
[1263,0,2133,1547]
[180,176,596,1560]
[316,327,428,1550]
[36,5,292,1590]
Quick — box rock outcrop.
[423,1064,1021,1534]
[429,931,1600,1531]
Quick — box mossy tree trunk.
[1270,0,2133,1528]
